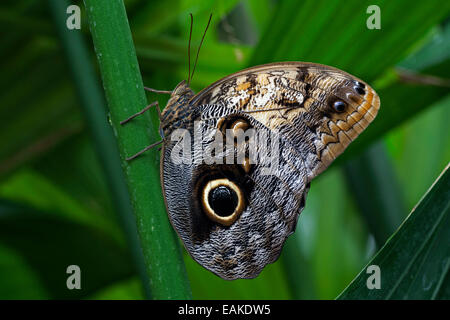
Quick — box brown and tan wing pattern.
[191,62,380,178]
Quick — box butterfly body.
[159,62,379,280]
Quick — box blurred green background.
[0,0,448,299]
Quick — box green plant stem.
[82,0,191,299]
[47,0,152,298]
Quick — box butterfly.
[123,15,380,280]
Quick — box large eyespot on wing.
[201,178,246,226]
[186,163,308,280]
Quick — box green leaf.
[0,242,50,299]
[338,164,450,299]
[0,199,135,299]
[130,0,240,36]
[0,79,82,177]
[252,0,450,82]
[0,167,121,240]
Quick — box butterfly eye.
[201,178,245,226]
[332,100,347,113]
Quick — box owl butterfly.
[124,17,380,280]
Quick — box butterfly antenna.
[144,87,172,94]
[190,13,212,83]
[187,13,193,84]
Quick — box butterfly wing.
[191,62,380,176]
[161,62,380,280]
[161,115,308,280]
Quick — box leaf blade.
[338,164,450,299]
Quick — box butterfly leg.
[126,140,164,161]
[121,101,164,160]
[120,101,161,125]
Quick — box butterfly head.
[167,80,195,106]
[159,80,196,136]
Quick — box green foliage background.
[0,0,448,299]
